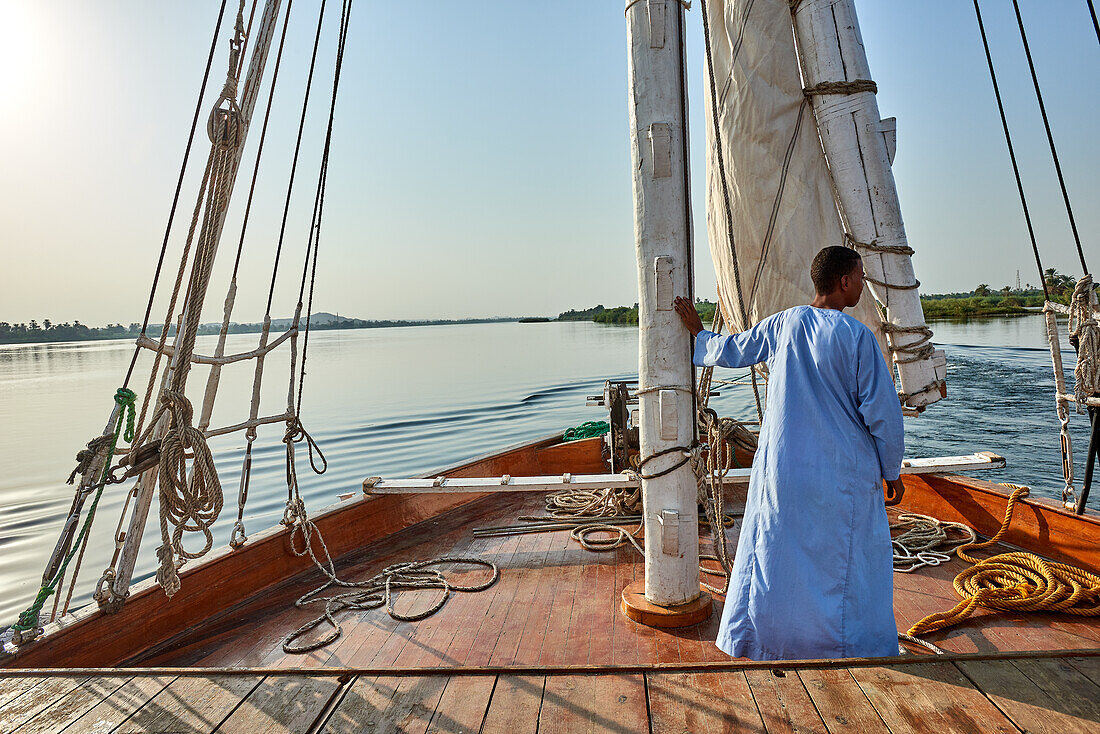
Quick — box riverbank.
[0,314,525,346]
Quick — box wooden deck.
[124,491,1100,670]
[3,652,1100,732]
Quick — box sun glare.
[0,4,41,102]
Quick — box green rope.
[10,388,137,635]
[563,420,610,442]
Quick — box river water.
[0,315,1089,623]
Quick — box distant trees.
[1044,268,1076,297]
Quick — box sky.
[0,0,1096,325]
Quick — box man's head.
[811,246,864,308]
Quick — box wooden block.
[621,579,713,629]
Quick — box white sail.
[701,0,888,355]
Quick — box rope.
[1070,276,1100,413]
[698,0,762,421]
[563,420,610,442]
[891,514,977,574]
[907,485,1100,637]
[1011,0,1089,277]
[8,389,136,641]
[803,79,878,96]
[282,555,499,654]
[155,391,223,598]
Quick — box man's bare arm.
[884,478,905,506]
[674,296,704,336]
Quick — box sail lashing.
[700,0,945,411]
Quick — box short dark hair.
[811,246,862,295]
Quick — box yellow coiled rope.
[908,485,1100,637]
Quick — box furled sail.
[700,0,888,356]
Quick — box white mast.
[792,0,943,408]
[623,0,709,621]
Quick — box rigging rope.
[155,391,223,598]
[8,389,136,642]
[972,0,1049,300]
[1070,276,1100,411]
[1011,0,1090,278]
[698,0,763,422]
[907,485,1100,637]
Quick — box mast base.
[621,580,713,628]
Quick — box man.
[673,246,905,660]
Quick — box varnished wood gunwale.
[6,430,1100,670]
[1,434,607,669]
[896,472,1100,573]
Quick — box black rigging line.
[973,0,1049,300]
[1089,0,1100,48]
[123,0,230,387]
[264,0,331,316]
[1012,0,1090,277]
[296,0,354,417]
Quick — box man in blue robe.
[674,246,905,660]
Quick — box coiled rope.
[907,485,1100,637]
[282,554,499,654]
[891,514,977,573]
[562,420,610,442]
[1070,275,1100,412]
[155,390,223,598]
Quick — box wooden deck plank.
[114,674,262,733]
[321,676,399,733]
[647,671,765,733]
[0,676,45,710]
[797,667,890,733]
[538,528,587,666]
[1010,657,1100,723]
[425,674,495,734]
[487,511,559,666]
[436,533,520,668]
[480,675,544,734]
[848,663,1018,733]
[0,675,89,732]
[213,675,342,733]
[538,674,597,733]
[61,675,176,734]
[592,673,650,733]
[13,676,128,734]
[374,675,450,734]
[1066,655,1100,686]
[512,530,571,665]
[464,530,530,666]
[743,668,828,734]
[956,659,1097,734]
